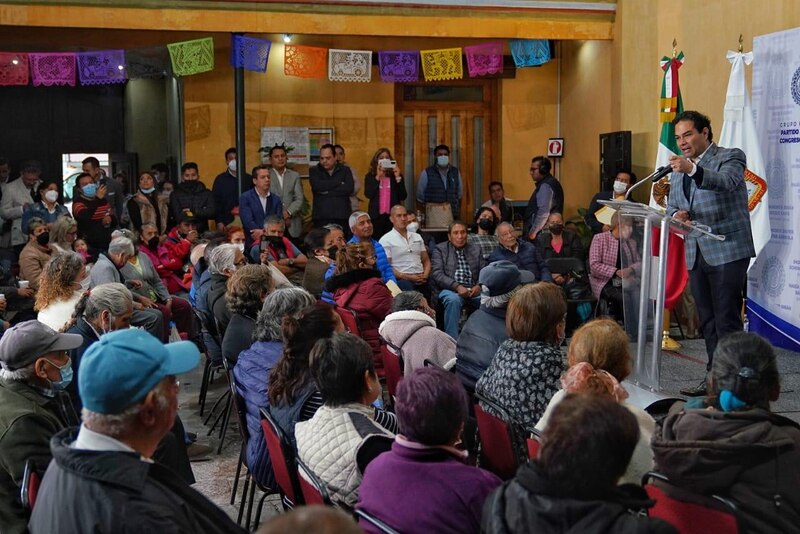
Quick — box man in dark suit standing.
[309,144,354,236]
[667,110,755,396]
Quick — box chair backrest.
[189,308,208,353]
[194,307,222,347]
[546,256,586,275]
[473,394,522,480]
[230,384,250,443]
[260,408,303,506]
[296,457,332,506]
[355,508,401,534]
[20,459,40,511]
[643,473,739,534]
[335,305,361,337]
[526,428,542,460]
[381,338,403,398]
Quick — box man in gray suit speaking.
[667,110,755,396]
[268,144,305,240]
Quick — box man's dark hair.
[448,220,467,234]
[269,144,287,157]
[81,156,100,168]
[539,393,639,499]
[225,147,237,159]
[532,155,552,174]
[181,162,198,174]
[309,333,375,407]
[319,143,336,155]
[673,110,713,143]
[76,172,93,186]
[252,164,270,176]
[304,227,330,253]
[615,168,637,185]
[434,144,450,155]
[488,181,503,192]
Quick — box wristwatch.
[288,258,295,267]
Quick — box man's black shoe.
[680,379,707,397]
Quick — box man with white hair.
[203,243,247,336]
[89,236,164,340]
[0,320,83,533]
[29,329,244,533]
[347,210,396,283]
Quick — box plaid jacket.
[588,230,641,299]
[667,144,755,268]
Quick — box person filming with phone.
[364,147,407,239]
[255,216,308,285]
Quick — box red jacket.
[140,240,189,293]
[326,269,392,369]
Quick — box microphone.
[651,165,672,182]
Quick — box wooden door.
[394,80,496,222]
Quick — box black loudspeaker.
[599,131,631,191]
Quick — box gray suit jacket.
[270,168,304,238]
[667,144,755,268]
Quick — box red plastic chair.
[335,306,361,336]
[20,459,40,511]
[473,398,520,480]
[260,408,303,508]
[381,339,403,399]
[296,457,332,506]
[643,472,739,534]
[526,429,542,460]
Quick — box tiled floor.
[175,332,800,530]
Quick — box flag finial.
[672,38,677,58]
[738,34,743,53]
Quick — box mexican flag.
[718,50,770,271]
[651,51,688,309]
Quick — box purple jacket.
[357,440,501,534]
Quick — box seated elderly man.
[250,215,308,285]
[455,261,535,392]
[379,205,431,300]
[347,210,397,283]
[29,329,245,533]
[203,243,247,337]
[489,222,551,282]
[430,221,485,340]
[90,236,165,341]
[0,321,82,534]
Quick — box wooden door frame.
[394,78,499,221]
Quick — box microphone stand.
[625,166,671,200]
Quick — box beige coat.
[19,241,52,290]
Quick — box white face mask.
[79,277,91,290]
[407,222,420,233]
[228,159,237,173]
[44,190,59,203]
[234,243,245,252]
[613,180,627,194]
[436,155,449,167]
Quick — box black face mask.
[549,224,564,235]
[266,235,284,247]
[327,245,338,258]
[147,236,159,250]
[478,218,496,232]
[36,231,50,246]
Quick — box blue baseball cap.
[79,329,200,415]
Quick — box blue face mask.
[436,155,449,167]
[82,183,98,198]
[140,187,155,194]
[45,358,73,391]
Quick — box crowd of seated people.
[0,153,797,534]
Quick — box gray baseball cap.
[479,260,536,297]
[0,320,84,370]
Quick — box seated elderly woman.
[483,394,676,533]
[535,319,655,485]
[653,332,800,533]
[476,282,567,432]
[358,367,502,534]
[19,217,52,290]
[35,252,89,331]
[234,287,315,488]
[378,291,455,375]
[221,264,273,365]
[325,242,393,374]
[295,333,395,509]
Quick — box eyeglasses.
[234,259,248,267]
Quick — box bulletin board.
[260,126,335,177]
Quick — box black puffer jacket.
[653,405,800,534]
[29,428,245,534]
[169,180,216,231]
[482,462,676,534]
[455,305,508,391]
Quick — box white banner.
[749,28,800,352]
